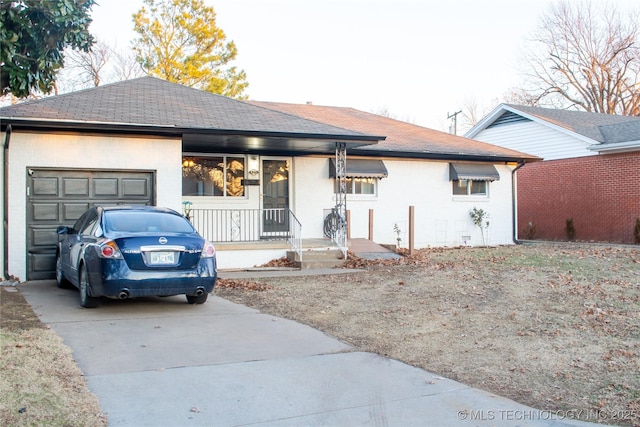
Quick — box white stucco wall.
[4,132,181,280]
[292,156,516,249]
[1,137,518,279]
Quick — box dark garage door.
[26,168,155,280]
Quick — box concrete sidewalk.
[20,280,598,427]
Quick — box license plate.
[149,251,176,265]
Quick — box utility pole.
[447,110,462,135]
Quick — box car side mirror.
[56,226,71,235]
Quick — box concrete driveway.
[20,280,597,427]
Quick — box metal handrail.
[287,210,302,261]
[187,208,302,260]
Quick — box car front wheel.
[186,293,208,304]
[79,265,100,308]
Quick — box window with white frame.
[449,163,499,197]
[452,179,488,196]
[182,155,245,197]
[329,158,387,196]
[334,177,377,195]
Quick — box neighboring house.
[466,104,640,244]
[0,77,537,281]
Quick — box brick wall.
[517,151,640,244]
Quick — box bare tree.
[111,49,146,82]
[457,96,506,134]
[501,87,539,107]
[56,38,146,94]
[521,0,640,116]
[66,39,112,87]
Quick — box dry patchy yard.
[0,286,106,427]
[217,243,640,426]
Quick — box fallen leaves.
[215,243,640,426]
[256,257,297,268]
[216,279,273,292]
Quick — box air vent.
[487,111,531,128]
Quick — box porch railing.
[188,208,302,260]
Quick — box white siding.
[4,132,181,280]
[473,121,597,161]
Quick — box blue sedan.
[56,206,217,308]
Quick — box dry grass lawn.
[0,242,637,426]
[216,242,640,426]
[0,286,106,427]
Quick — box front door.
[261,158,290,234]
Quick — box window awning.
[329,159,388,178]
[449,163,500,181]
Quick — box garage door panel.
[122,178,149,197]
[31,227,58,247]
[28,252,57,280]
[32,203,59,221]
[32,177,58,196]
[27,169,155,280]
[93,178,118,196]
[63,178,90,196]
[63,203,90,221]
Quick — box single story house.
[1,77,538,281]
[466,104,640,244]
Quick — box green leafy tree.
[0,0,96,98]
[132,0,248,99]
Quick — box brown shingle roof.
[0,77,376,140]
[249,101,539,161]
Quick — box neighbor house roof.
[0,77,383,154]
[466,104,640,154]
[250,101,539,163]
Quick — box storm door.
[261,158,290,235]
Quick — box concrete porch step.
[287,249,346,269]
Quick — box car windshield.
[104,210,195,234]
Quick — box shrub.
[470,207,490,246]
[522,221,536,240]
[565,218,576,241]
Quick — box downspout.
[3,125,12,280]
[511,161,526,244]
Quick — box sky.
[89,0,638,133]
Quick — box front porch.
[187,207,399,271]
[214,238,400,271]
[214,238,340,271]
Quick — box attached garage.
[1,126,181,282]
[26,169,155,280]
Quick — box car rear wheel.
[55,253,72,289]
[79,265,100,308]
[186,293,208,304]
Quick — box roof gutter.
[587,140,640,154]
[0,118,384,143]
[350,148,540,164]
[511,160,526,245]
[3,125,11,280]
